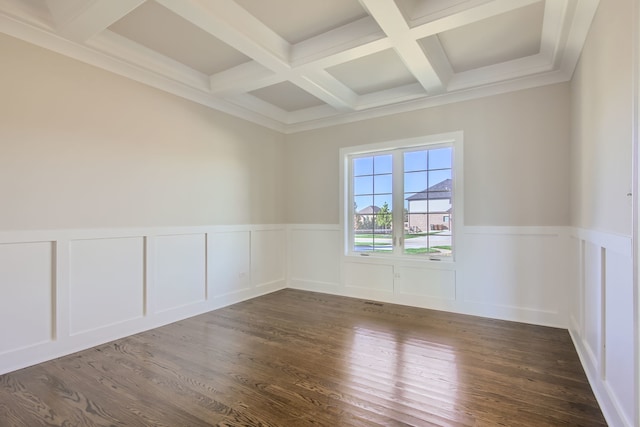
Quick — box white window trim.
[339,131,464,263]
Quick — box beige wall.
[0,34,286,230]
[285,84,571,226]
[570,0,634,236]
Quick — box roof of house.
[357,205,380,214]
[406,179,452,201]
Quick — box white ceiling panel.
[0,0,599,132]
[11,0,51,25]
[327,49,418,95]
[250,81,325,112]
[109,0,251,75]
[435,1,545,73]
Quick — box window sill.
[342,253,455,269]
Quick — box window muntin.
[348,143,455,259]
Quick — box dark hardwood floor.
[0,289,606,426]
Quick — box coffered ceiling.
[0,0,599,133]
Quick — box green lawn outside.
[404,248,440,254]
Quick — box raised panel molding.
[460,229,568,318]
[288,226,341,287]
[208,230,251,298]
[68,237,144,335]
[251,229,285,288]
[154,234,206,313]
[0,241,53,354]
[568,227,635,427]
[395,266,455,300]
[582,241,602,368]
[603,251,634,421]
[343,261,394,292]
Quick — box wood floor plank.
[0,289,606,426]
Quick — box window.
[342,132,462,260]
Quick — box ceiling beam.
[45,0,145,41]
[539,0,570,67]
[291,16,387,67]
[558,0,599,77]
[359,0,446,95]
[418,35,454,88]
[89,30,211,91]
[295,70,358,113]
[356,83,427,110]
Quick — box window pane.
[428,170,451,190]
[428,147,452,170]
[354,176,373,195]
[404,218,453,257]
[427,229,452,257]
[374,210,392,231]
[371,221,392,252]
[406,213,427,234]
[404,231,428,255]
[373,194,392,211]
[374,154,392,174]
[404,150,427,172]
[427,178,451,203]
[354,195,373,213]
[353,230,371,251]
[353,157,373,176]
[374,174,392,193]
[406,196,427,214]
[404,171,428,193]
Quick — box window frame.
[340,131,464,263]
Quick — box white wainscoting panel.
[395,266,455,300]
[569,228,635,427]
[343,261,394,293]
[0,241,53,354]
[459,228,569,325]
[208,231,251,298]
[154,234,206,313]
[603,250,635,422]
[69,237,144,336]
[568,237,583,337]
[289,226,341,291]
[582,241,603,367]
[251,229,285,288]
